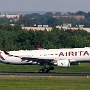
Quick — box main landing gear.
[39,66,54,73]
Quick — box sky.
[0,0,90,13]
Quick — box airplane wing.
[4,51,53,63]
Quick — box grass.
[0,63,90,90]
[0,77,90,90]
[0,62,90,73]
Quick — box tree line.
[0,24,90,51]
[1,11,90,27]
[24,11,90,27]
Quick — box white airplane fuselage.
[1,48,90,65]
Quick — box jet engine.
[57,59,70,68]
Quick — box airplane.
[0,47,90,73]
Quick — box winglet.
[37,45,44,50]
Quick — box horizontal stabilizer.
[4,51,10,55]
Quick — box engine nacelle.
[57,59,70,68]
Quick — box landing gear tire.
[39,66,54,73]
[39,68,49,73]
[39,69,45,73]
[49,66,54,70]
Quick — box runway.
[0,72,90,77]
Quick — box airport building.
[56,24,90,33]
[22,26,52,31]
[0,13,24,19]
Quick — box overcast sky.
[0,0,90,13]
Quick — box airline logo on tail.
[0,52,5,60]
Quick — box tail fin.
[37,45,44,50]
[0,52,5,60]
